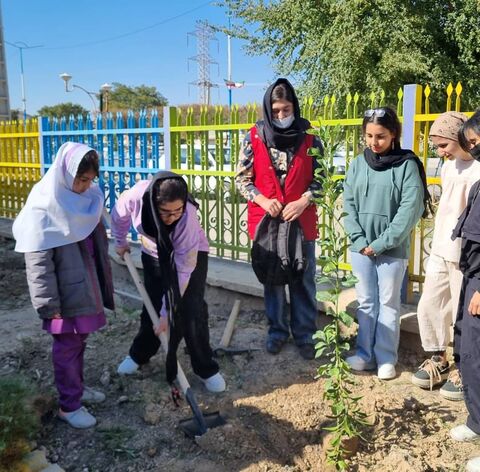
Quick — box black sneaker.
[411,355,450,390]
[298,344,316,360]
[266,338,285,355]
[440,369,464,401]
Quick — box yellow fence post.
[402,84,422,154]
[0,118,40,217]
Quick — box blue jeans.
[264,241,318,346]
[350,252,407,366]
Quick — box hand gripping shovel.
[122,252,226,438]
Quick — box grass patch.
[0,376,39,471]
[97,427,139,459]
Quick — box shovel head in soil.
[213,347,261,358]
[179,387,226,438]
[121,252,226,439]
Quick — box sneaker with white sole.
[345,355,375,371]
[411,355,450,390]
[58,406,96,429]
[200,372,226,393]
[467,456,480,472]
[440,368,464,401]
[117,356,139,375]
[81,386,106,404]
[450,424,480,442]
[377,363,396,380]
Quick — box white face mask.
[273,114,294,129]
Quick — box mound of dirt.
[0,237,477,471]
[0,236,30,310]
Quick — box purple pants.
[52,333,88,412]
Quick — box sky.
[1,0,277,115]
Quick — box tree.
[10,109,21,120]
[310,125,367,471]
[108,82,168,111]
[225,0,480,110]
[37,102,89,118]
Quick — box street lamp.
[59,72,99,114]
[99,82,112,113]
[6,41,43,122]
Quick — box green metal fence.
[0,82,473,300]
[166,104,259,260]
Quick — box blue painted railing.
[41,109,165,241]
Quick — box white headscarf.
[13,142,104,253]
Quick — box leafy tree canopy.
[37,102,89,118]
[224,0,480,109]
[108,82,168,111]
[10,108,22,120]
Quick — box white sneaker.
[81,386,106,404]
[377,363,396,380]
[117,356,139,375]
[467,457,480,472]
[450,424,480,442]
[200,372,226,393]
[58,407,96,429]
[346,355,372,371]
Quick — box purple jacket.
[111,180,209,296]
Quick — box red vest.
[247,126,318,240]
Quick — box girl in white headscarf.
[13,142,114,429]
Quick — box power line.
[188,20,219,105]
[35,1,212,51]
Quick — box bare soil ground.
[1,235,478,472]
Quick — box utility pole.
[223,13,244,109]
[6,41,42,122]
[227,22,232,109]
[188,20,218,105]
[0,1,10,121]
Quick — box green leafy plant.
[0,376,39,470]
[225,0,480,109]
[97,427,139,459]
[308,125,368,471]
[37,102,89,119]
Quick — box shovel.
[213,299,260,357]
[122,251,226,438]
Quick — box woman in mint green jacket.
[343,107,430,380]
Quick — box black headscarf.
[363,147,433,218]
[141,171,198,383]
[141,171,186,303]
[451,180,480,278]
[452,180,480,244]
[259,78,310,152]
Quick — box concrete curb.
[108,241,358,312]
[1,217,421,334]
[19,450,65,472]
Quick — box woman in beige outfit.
[412,112,480,400]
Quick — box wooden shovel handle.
[123,252,191,394]
[219,299,241,349]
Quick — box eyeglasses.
[364,108,386,118]
[158,205,185,218]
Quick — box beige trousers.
[417,253,463,352]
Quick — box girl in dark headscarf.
[111,171,225,392]
[343,107,426,380]
[235,78,323,360]
[448,111,480,469]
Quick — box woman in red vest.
[235,78,322,360]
